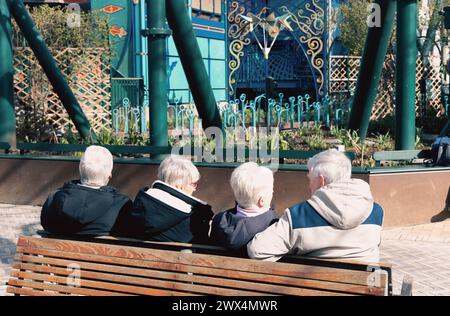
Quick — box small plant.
[375,132,394,151]
[305,134,329,150]
[415,127,425,150]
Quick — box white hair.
[230,162,274,209]
[79,146,113,187]
[307,149,352,185]
[158,155,200,189]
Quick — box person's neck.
[236,205,270,218]
[79,182,102,189]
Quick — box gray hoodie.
[247,179,383,263]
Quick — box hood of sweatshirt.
[307,179,374,230]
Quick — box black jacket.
[40,180,132,236]
[116,181,214,243]
[210,207,279,256]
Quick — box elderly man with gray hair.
[41,145,132,236]
[119,155,214,243]
[210,162,278,256]
[247,149,384,263]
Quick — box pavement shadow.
[431,187,450,223]
[0,237,17,291]
[21,222,42,237]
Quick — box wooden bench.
[373,149,432,167]
[6,235,404,296]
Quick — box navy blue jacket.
[210,207,279,256]
[116,182,214,243]
[40,180,132,236]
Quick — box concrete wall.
[0,157,448,228]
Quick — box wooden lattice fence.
[330,55,445,120]
[14,47,111,139]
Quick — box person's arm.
[247,210,294,262]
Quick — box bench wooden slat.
[6,286,65,296]
[11,261,365,296]
[13,255,382,296]
[16,237,381,288]
[10,263,280,296]
[7,279,129,296]
[9,270,195,296]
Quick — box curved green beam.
[9,0,96,142]
[166,0,223,130]
[348,0,396,141]
[0,0,15,143]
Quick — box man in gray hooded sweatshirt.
[247,149,383,263]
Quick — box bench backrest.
[373,150,432,166]
[7,236,389,296]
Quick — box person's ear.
[319,175,326,188]
[257,197,265,208]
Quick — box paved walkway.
[0,204,449,296]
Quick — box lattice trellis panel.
[14,47,111,135]
[330,55,444,121]
[329,56,361,95]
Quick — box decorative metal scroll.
[227,0,327,99]
[227,1,253,98]
[280,0,326,96]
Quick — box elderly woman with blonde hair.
[210,162,279,256]
[117,155,213,243]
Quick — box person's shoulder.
[361,202,384,226]
[288,201,312,215]
[373,202,384,212]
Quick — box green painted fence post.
[348,0,396,141]
[9,0,96,142]
[396,0,418,150]
[0,1,15,143]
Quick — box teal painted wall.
[91,0,227,102]
[167,35,227,103]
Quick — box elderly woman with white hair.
[247,149,384,263]
[119,155,213,243]
[41,145,132,236]
[210,162,278,256]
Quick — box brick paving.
[0,203,449,296]
[0,204,42,297]
[381,216,450,296]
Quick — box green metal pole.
[146,0,170,155]
[9,0,96,142]
[440,117,450,137]
[0,0,15,143]
[348,0,396,141]
[396,0,417,150]
[166,0,223,130]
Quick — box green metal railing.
[111,78,146,135]
[221,93,352,131]
[7,143,356,163]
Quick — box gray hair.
[230,162,274,209]
[158,155,200,188]
[79,146,113,187]
[307,149,352,185]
